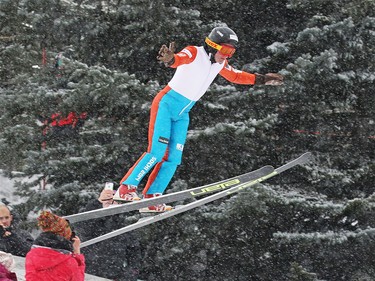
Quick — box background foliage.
[0,0,374,280]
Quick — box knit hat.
[0,251,15,271]
[37,211,72,240]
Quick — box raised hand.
[157,42,176,65]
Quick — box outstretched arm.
[220,62,283,85]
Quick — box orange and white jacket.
[168,46,256,101]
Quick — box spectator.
[0,251,17,281]
[54,52,63,70]
[25,211,85,281]
[0,205,33,257]
[74,187,142,281]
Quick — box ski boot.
[113,184,141,201]
[139,193,173,213]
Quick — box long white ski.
[65,165,274,223]
[80,152,311,248]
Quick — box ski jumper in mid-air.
[114,26,283,212]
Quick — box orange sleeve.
[219,61,256,85]
[170,46,197,68]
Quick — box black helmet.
[207,27,238,47]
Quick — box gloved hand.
[255,73,284,85]
[265,73,283,85]
[157,42,176,66]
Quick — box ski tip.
[299,152,312,162]
[275,152,313,174]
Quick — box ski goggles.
[205,37,236,57]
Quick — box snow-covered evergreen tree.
[0,0,374,280]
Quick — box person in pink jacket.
[25,211,85,281]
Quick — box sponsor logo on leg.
[158,137,169,144]
[136,156,157,181]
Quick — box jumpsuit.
[120,45,257,195]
